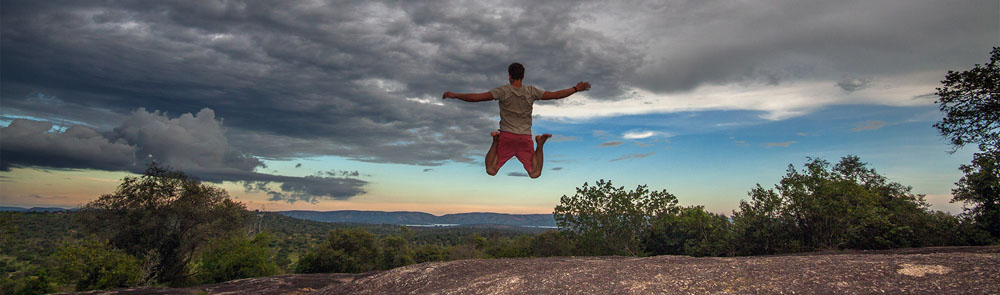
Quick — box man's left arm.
[540,81,591,100]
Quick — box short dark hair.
[508,63,525,80]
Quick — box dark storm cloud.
[1,119,136,171]
[1,109,367,202]
[1,0,995,171]
[1,0,639,167]
[610,0,998,93]
[113,108,265,172]
[242,175,366,203]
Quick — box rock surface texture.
[70,246,1000,295]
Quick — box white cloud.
[549,135,579,142]
[852,120,886,132]
[610,152,655,162]
[622,130,665,139]
[766,141,798,148]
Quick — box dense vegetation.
[4,154,996,294]
[0,205,550,294]
[555,156,994,258]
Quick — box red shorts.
[497,131,534,172]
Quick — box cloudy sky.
[2,0,997,214]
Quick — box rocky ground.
[68,246,1000,295]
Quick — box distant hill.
[278,210,556,227]
[0,206,75,212]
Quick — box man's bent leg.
[486,132,500,176]
[528,134,551,178]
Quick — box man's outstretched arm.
[442,91,494,102]
[540,81,591,100]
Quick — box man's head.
[508,62,525,81]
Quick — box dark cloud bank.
[1,0,641,202]
[1,0,639,167]
[1,0,995,200]
[1,109,364,203]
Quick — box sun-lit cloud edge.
[535,71,940,122]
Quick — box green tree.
[0,214,14,246]
[554,180,679,256]
[274,249,292,271]
[645,206,732,257]
[952,151,1000,238]
[447,234,488,260]
[295,247,354,274]
[295,228,379,273]
[777,156,955,250]
[196,233,279,284]
[76,164,247,286]
[529,231,575,257]
[413,244,448,263]
[50,238,143,291]
[731,185,799,255]
[484,235,532,258]
[13,271,56,295]
[378,235,415,269]
[934,47,999,153]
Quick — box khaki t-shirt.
[489,84,544,135]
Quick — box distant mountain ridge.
[0,206,76,212]
[278,210,556,227]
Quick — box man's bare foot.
[535,133,552,145]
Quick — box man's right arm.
[442,91,494,102]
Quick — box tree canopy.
[934,47,999,153]
[934,47,1000,241]
[554,180,679,256]
[77,164,247,286]
[952,151,1000,238]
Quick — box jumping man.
[442,63,591,178]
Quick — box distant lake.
[403,224,558,229]
[403,224,461,227]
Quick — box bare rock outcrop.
[321,246,999,295]
[70,246,999,294]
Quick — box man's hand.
[442,91,455,99]
[575,81,591,92]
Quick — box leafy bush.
[50,238,143,291]
[484,235,532,258]
[952,151,1000,239]
[729,155,981,253]
[413,244,448,263]
[731,185,800,255]
[196,233,279,284]
[646,206,732,257]
[554,180,679,256]
[529,230,575,257]
[295,228,379,273]
[378,235,415,269]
